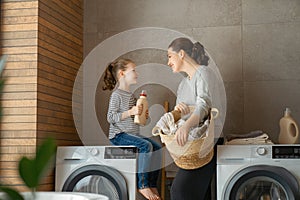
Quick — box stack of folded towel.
[225,130,273,145]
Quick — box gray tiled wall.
[84,0,300,143]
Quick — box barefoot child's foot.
[150,187,160,197]
[139,188,161,200]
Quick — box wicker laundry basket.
[154,108,219,170]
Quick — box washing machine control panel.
[272,145,300,159]
[104,146,137,159]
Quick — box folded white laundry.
[225,133,274,145]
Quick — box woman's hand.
[174,102,190,116]
[175,125,189,146]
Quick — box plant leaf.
[0,186,25,200]
[18,157,39,188]
[18,138,56,189]
[35,138,56,180]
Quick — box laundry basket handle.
[152,126,161,136]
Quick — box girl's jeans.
[110,132,162,189]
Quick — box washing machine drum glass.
[62,165,128,200]
[234,176,287,199]
[225,165,299,200]
[73,175,118,199]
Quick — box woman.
[167,37,215,200]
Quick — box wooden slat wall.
[0,0,39,191]
[37,0,83,190]
[0,0,83,192]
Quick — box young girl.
[102,58,162,200]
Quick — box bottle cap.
[284,107,291,115]
[140,90,147,97]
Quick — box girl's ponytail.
[103,62,117,91]
[102,58,134,91]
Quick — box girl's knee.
[140,140,153,153]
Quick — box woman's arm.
[194,74,211,121]
[174,72,212,146]
[175,113,200,146]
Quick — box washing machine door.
[62,164,128,200]
[224,165,299,200]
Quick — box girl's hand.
[145,109,149,119]
[130,105,142,116]
[175,125,189,146]
[174,102,190,116]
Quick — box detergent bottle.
[134,90,148,126]
[278,108,299,144]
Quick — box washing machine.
[55,146,137,200]
[217,145,300,200]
